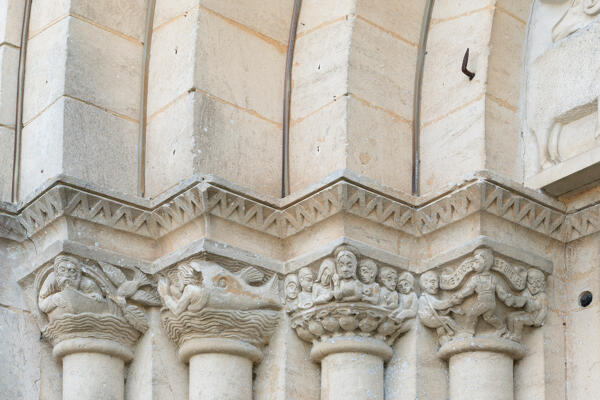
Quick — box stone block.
[29,0,146,41]
[199,0,294,43]
[62,96,138,194]
[0,44,19,126]
[296,0,354,36]
[20,98,64,198]
[23,17,68,124]
[289,96,347,193]
[0,307,41,400]
[65,17,142,120]
[195,6,285,123]
[349,17,416,122]
[420,96,485,194]
[147,6,197,116]
[292,16,352,121]
[0,238,25,307]
[0,127,13,201]
[433,0,494,21]
[0,0,25,46]
[146,92,195,197]
[193,91,281,197]
[485,97,522,182]
[347,96,412,193]
[356,0,424,45]
[153,0,197,29]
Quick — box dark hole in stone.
[579,291,593,307]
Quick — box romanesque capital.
[418,247,548,360]
[158,259,282,362]
[35,254,160,360]
[286,245,417,361]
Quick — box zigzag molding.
[0,179,597,243]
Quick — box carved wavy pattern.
[161,308,280,347]
[42,313,140,346]
[6,179,600,242]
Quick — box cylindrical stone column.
[311,337,393,400]
[439,337,525,400]
[54,338,134,400]
[179,338,263,400]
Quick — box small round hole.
[579,291,593,307]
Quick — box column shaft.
[321,352,385,400]
[449,351,514,400]
[189,353,253,400]
[62,352,125,400]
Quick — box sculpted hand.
[53,293,68,309]
[89,292,103,302]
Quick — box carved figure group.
[284,246,417,324]
[417,247,548,345]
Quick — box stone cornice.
[1,172,597,243]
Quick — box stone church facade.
[1,1,599,399]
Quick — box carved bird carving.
[98,262,160,306]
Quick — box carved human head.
[420,270,439,295]
[284,274,300,300]
[335,246,358,280]
[54,255,82,290]
[298,267,314,292]
[527,269,546,295]
[379,266,398,291]
[358,259,378,284]
[397,272,415,294]
[316,258,335,286]
[177,262,202,290]
[473,248,494,272]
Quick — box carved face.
[336,251,357,279]
[420,271,439,295]
[285,275,299,300]
[358,260,377,284]
[55,256,82,289]
[527,269,546,295]
[398,279,413,294]
[473,248,494,272]
[379,267,398,291]
[298,268,314,292]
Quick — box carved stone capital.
[157,258,282,362]
[418,246,548,359]
[286,245,417,359]
[33,254,159,358]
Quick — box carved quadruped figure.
[158,263,209,316]
[332,246,362,302]
[312,258,334,305]
[506,269,548,341]
[553,0,600,42]
[38,255,104,316]
[358,258,380,305]
[284,274,300,313]
[450,248,525,337]
[418,270,460,344]
[297,267,315,309]
[378,266,399,309]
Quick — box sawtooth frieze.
[1,178,598,243]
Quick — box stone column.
[418,247,549,400]
[286,246,417,400]
[33,255,159,400]
[158,259,281,400]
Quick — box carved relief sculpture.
[553,0,600,42]
[287,245,416,347]
[36,255,159,351]
[418,247,548,358]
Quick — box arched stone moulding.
[19,251,159,400]
[156,257,282,400]
[285,243,415,400]
[419,238,552,400]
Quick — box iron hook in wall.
[462,48,475,80]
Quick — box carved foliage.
[286,245,417,345]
